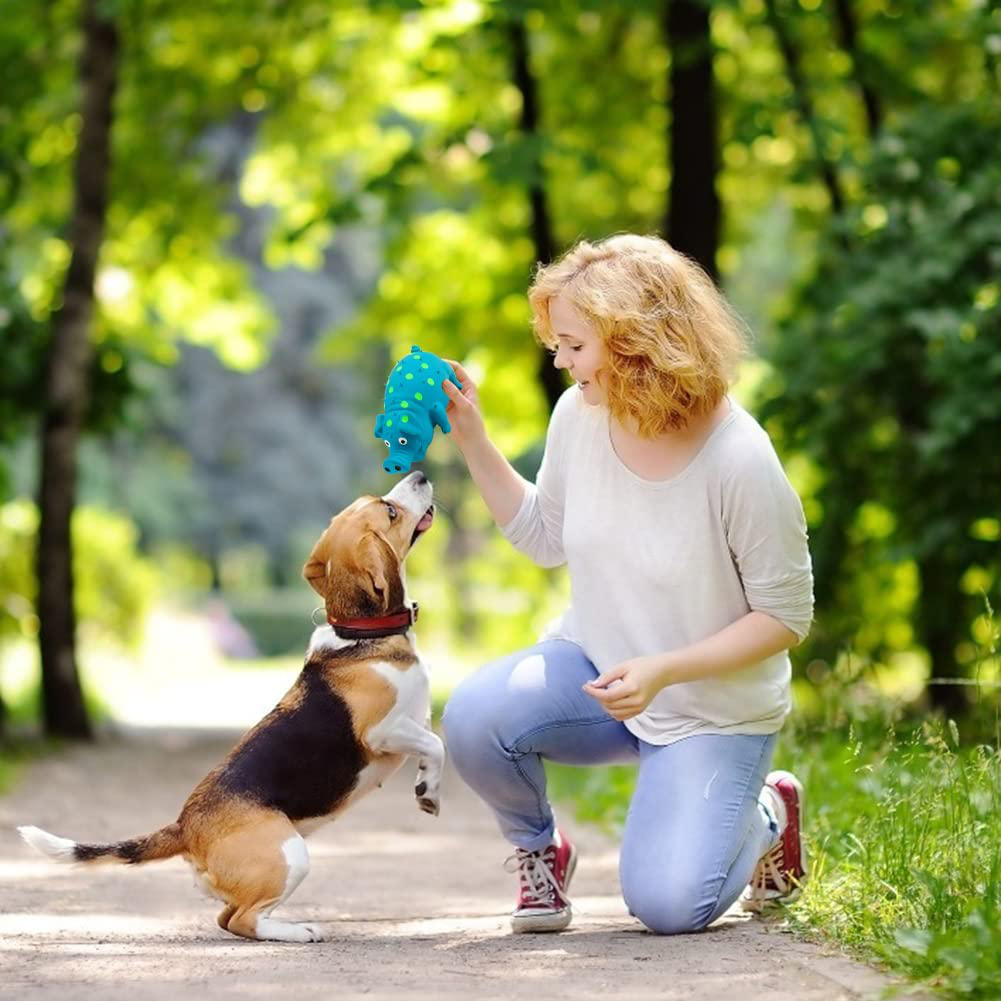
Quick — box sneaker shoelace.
[745,841,790,912]
[503,846,565,909]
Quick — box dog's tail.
[17,822,185,866]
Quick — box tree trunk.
[663,0,720,283]
[36,0,119,740]
[916,551,968,720]
[762,0,845,216]
[830,0,882,137]
[506,15,564,414]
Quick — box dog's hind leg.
[205,813,324,943]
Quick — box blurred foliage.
[227,589,316,657]
[0,501,158,650]
[0,0,999,723]
[0,738,59,793]
[0,0,283,491]
[758,98,1001,681]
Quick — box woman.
[439,234,813,934]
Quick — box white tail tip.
[18,825,77,862]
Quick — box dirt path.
[1,728,911,1000]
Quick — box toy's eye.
[398,437,408,446]
[383,440,391,448]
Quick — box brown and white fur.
[18,470,443,943]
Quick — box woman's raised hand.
[441,358,486,453]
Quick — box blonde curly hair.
[528,234,750,436]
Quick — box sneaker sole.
[510,842,579,934]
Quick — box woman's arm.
[444,362,573,568]
[654,610,798,685]
[583,611,799,721]
[441,360,530,529]
[458,433,530,529]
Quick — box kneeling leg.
[620,734,777,934]
[204,813,323,943]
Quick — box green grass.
[0,754,17,795]
[777,713,1001,998]
[547,687,1001,999]
[0,655,110,797]
[0,736,60,795]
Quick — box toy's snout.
[382,435,421,474]
[383,453,412,475]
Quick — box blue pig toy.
[375,345,462,474]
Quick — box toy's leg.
[430,405,451,434]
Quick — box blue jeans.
[442,639,781,935]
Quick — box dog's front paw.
[415,781,440,816]
[417,796,440,816]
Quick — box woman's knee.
[443,642,601,768]
[442,646,554,749]
[441,671,504,764]
[621,874,715,936]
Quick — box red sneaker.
[741,770,807,913]
[504,828,578,933]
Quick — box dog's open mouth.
[410,504,435,545]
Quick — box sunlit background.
[3,0,999,738]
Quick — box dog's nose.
[413,471,428,485]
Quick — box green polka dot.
[427,378,434,385]
[421,362,429,369]
[406,373,414,380]
[389,386,394,393]
[415,392,423,401]
[401,415,409,422]
[401,401,408,408]
[387,419,393,427]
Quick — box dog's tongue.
[417,508,434,531]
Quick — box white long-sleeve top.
[499,384,814,745]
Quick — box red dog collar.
[328,603,419,639]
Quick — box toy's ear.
[374,414,385,438]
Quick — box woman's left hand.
[582,655,668,721]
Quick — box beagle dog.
[18,471,443,943]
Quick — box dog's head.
[302,470,435,622]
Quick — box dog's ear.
[323,566,381,618]
[356,531,398,614]
[302,553,328,596]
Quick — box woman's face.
[548,292,606,405]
